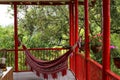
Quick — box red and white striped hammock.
[22,43,78,80]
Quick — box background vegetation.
[0,0,120,75]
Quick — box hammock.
[22,42,78,79]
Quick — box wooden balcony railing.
[77,53,120,80]
[1,48,68,72]
[1,48,120,80]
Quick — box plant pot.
[113,57,120,69]
[91,45,102,53]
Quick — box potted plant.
[110,45,120,68]
[90,33,102,53]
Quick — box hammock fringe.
[22,44,76,79]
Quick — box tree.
[0,26,14,49]
[16,5,69,48]
[110,0,120,34]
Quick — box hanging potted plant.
[110,45,120,68]
[90,33,102,53]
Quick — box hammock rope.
[22,41,79,79]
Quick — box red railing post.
[14,3,18,72]
[84,0,90,80]
[75,0,79,77]
[69,1,75,72]
[102,0,110,80]
[75,0,79,51]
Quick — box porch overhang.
[0,0,84,5]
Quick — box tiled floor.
[13,72,42,80]
[13,70,76,80]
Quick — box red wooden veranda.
[0,0,120,80]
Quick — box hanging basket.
[113,57,120,69]
[91,45,102,53]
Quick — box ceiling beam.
[0,1,84,5]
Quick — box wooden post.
[102,0,110,80]
[75,0,79,76]
[69,1,75,73]
[84,0,90,80]
[14,3,18,72]
[75,0,79,50]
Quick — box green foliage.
[1,0,120,75]
[111,47,120,58]
[110,0,120,34]
[0,26,14,49]
[111,59,120,75]
[90,33,102,46]
[89,0,102,35]
[16,5,69,48]
[110,34,120,58]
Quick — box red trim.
[75,0,79,52]
[14,4,18,72]
[69,2,76,73]
[75,0,79,77]
[6,48,68,52]
[76,54,85,80]
[102,0,110,80]
[88,58,102,70]
[69,1,73,47]
[0,1,84,5]
[69,2,72,69]
[106,70,120,79]
[84,0,90,80]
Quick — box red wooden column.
[102,0,110,80]
[69,1,75,73]
[84,0,90,80]
[14,3,18,72]
[74,0,79,76]
[75,0,79,50]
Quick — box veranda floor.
[13,72,41,80]
[13,70,76,80]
